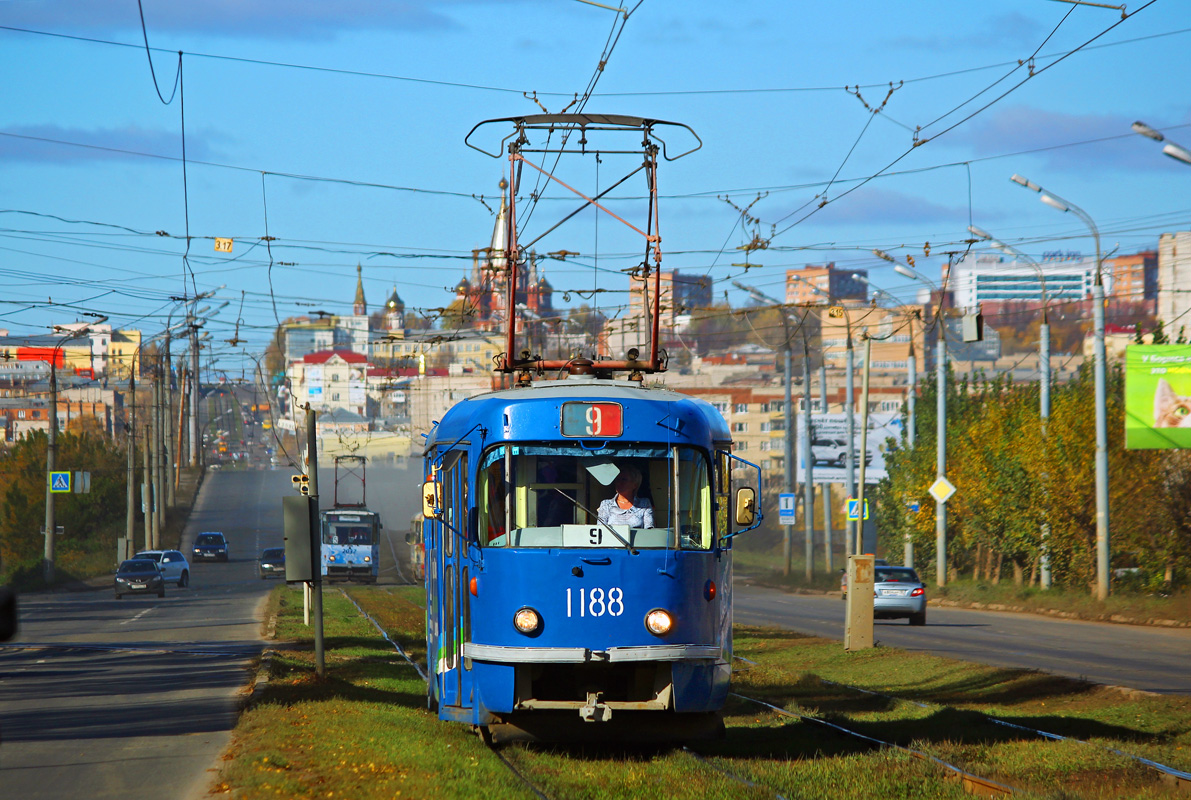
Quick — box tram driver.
[596,464,654,528]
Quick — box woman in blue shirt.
[597,464,654,528]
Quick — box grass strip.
[218,587,1191,799]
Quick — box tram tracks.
[809,675,1191,792]
[727,691,1017,797]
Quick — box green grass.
[218,585,1191,799]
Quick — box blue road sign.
[845,498,870,521]
[50,471,71,493]
[778,492,797,526]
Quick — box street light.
[1010,174,1110,601]
[876,249,950,587]
[968,226,1054,588]
[1131,121,1191,166]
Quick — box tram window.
[442,451,467,557]
[479,448,508,544]
[676,448,713,550]
[478,445,711,550]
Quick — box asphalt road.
[0,459,424,800]
[0,469,288,800]
[735,582,1191,695]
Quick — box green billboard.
[1125,344,1191,449]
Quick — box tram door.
[436,451,468,708]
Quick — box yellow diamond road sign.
[929,477,956,504]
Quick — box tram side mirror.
[0,586,17,642]
[404,532,413,544]
[735,487,757,527]
[422,480,441,518]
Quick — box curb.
[930,598,1191,629]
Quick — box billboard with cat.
[1125,345,1191,449]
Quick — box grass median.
[216,584,1191,799]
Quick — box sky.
[2,0,1189,376]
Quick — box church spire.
[353,263,367,316]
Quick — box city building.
[949,252,1103,312]
[785,263,867,306]
[289,350,372,418]
[1158,232,1191,330]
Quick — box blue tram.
[320,507,381,582]
[419,368,760,741]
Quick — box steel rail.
[730,692,1018,796]
[338,588,428,682]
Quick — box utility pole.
[190,312,201,468]
[154,366,165,543]
[143,389,153,550]
[125,368,136,552]
[783,344,794,575]
[802,337,815,581]
[819,360,832,575]
[43,354,59,585]
[906,327,917,569]
[164,334,176,509]
[844,337,856,557]
[307,404,326,678]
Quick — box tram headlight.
[513,607,542,634]
[644,608,673,636]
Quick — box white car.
[133,549,191,587]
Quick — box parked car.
[258,547,285,579]
[810,437,874,467]
[873,566,927,625]
[840,558,889,598]
[114,559,166,599]
[193,532,230,562]
[134,549,190,587]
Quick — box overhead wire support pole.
[306,404,325,678]
[1011,174,1109,600]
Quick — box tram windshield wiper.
[551,488,638,555]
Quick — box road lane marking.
[120,608,154,625]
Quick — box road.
[0,460,423,800]
[735,582,1191,695]
[0,470,283,800]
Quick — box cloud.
[0,124,215,164]
[0,0,481,40]
[957,105,1189,172]
[790,187,976,226]
[887,12,1043,52]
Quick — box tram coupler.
[579,692,611,722]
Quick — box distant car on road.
[193,532,230,562]
[873,566,927,625]
[114,559,166,599]
[258,548,285,579]
[134,549,190,587]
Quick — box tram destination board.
[560,401,623,437]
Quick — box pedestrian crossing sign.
[50,471,71,493]
[845,498,869,521]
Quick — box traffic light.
[291,474,310,495]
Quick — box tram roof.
[426,377,730,449]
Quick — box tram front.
[421,381,760,741]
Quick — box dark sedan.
[258,548,285,579]
[193,532,229,561]
[114,559,166,599]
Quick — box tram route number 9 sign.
[560,402,623,437]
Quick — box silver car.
[134,550,191,587]
[873,566,926,625]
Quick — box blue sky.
[2,0,1188,374]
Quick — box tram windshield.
[478,445,714,550]
[323,522,374,546]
